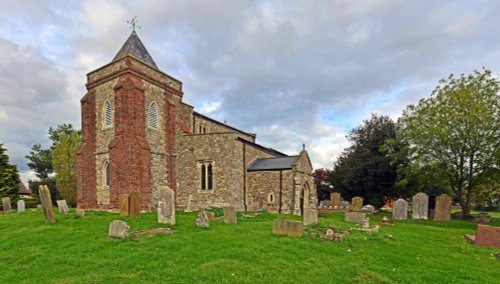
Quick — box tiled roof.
[112,31,159,69]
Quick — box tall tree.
[52,131,81,206]
[25,144,53,179]
[398,69,500,216]
[313,168,332,202]
[329,114,398,208]
[0,143,19,201]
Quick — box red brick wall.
[165,92,177,192]
[76,89,97,209]
[475,224,500,248]
[108,74,151,209]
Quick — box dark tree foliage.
[25,144,53,179]
[313,168,332,202]
[0,143,19,202]
[328,114,398,208]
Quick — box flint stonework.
[2,197,12,213]
[17,200,25,213]
[392,199,408,220]
[223,206,237,224]
[157,187,176,225]
[412,192,428,220]
[39,185,55,223]
[351,196,363,211]
[434,194,451,221]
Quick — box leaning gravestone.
[223,206,237,224]
[119,194,129,216]
[392,198,408,220]
[412,192,428,220]
[56,200,69,214]
[330,192,341,208]
[351,196,363,211]
[17,200,25,213]
[196,209,210,228]
[2,197,12,213]
[303,208,318,226]
[157,187,176,225]
[345,212,367,223]
[434,194,451,221]
[108,220,129,239]
[39,185,55,223]
[129,192,141,217]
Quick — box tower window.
[149,102,158,129]
[199,161,214,191]
[104,101,112,128]
[103,161,110,187]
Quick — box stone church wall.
[193,113,255,142]
[246,170,295,214]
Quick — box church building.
[76,31,316,215]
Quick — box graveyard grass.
[1,211,499,284]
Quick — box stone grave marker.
[359,205,376,214]
[272,220,304,237]
[412,192,428,220]
[157,187,176,225]
[119,194,129,216]
[303,208,318,226]
[345,212,366,223]
[75,209,85,217]
[39,185,55,223]
[56,200,69,214]
[351,196,363,211]
[330,192,341,208]
[108,220,129,239]
[2,197,12,213]
[196,209,210,228]
[223,206,237,224]
[129,192,141,217]
[17,200,25,213]
[206,211,216,221]
[434,194,451,221]
[184,194,193,212]
[392,198,408,220]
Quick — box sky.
[1,0,500,185]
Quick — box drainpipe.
[243,143,247,211]
[279,170,283,214]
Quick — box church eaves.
[112,31,159,69]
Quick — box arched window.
[104,101,112,128]
[103,161,110,187]
[199,161,214,191]
[149,102,158,129]
[201,164,206,190]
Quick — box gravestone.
[184,194,193,212]
[56,200,69,214]
[303,208,318,226]
[345,212,366,223]
[2,197,12,213]
[17,200,25,213]
[392,199,408,220]
[38,185,55,223]
[434,194,451,221]
[206,211,216,221]
[196,209,210,228]
[108,220,129,239]
[412,192,428,220]
[157,187,176,225]
[75,209,85,217]
[223,206,237,224]
[272,220,304,237]
[330,192,341,208]
[351,196,363,211]
[362,218,370,229]
[129,192,141,217]
[359,205,376,214]
[119,194,129,216]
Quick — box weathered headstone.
[119,194,129,216]
[412,192,428,220]
[56,200,69,214]
[303,208,318,226]
[17,200,25,213]
[272,220,304,237]
[75,209,85,217]
[184,194,193,212]
[206,211,216,221]
[362,218,370,229]
[129,192,140,217]
[359,205,376,214]
[434,194,451,221]
[38,185,55,223]
[392,198,408,220]
[345,212,367,223]
[351,196,363,211]
[330,192,341,208]
[2,197,12,213]
[223,206,237,224]
[108,220,129,239]
[196,209,210,228]
[157,187,176,225]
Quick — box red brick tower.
[77,31,182,209]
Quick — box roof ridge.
[112,31,159,69]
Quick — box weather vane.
[127,16,141,31]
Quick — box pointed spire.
[112,31,159,69]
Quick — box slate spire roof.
[112,31,159,69]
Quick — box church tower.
[76,31,182,209]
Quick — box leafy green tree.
[398,69,500,216]
[52,131,81,206]
[25,144,53,179]
[313,168,332,202]
[328,114,399,208]
[0,143,19,202]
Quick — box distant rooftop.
[247,156,298,171]
[112,31,159,69]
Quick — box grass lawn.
[0,209,499,284]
